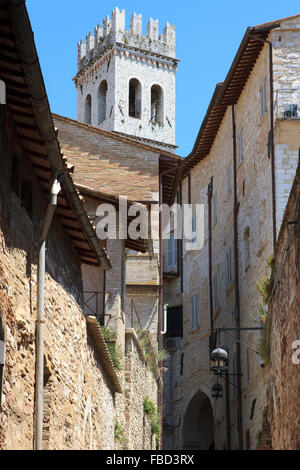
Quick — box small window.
[98,80,108,125]
[260,78,267,119]
[213,274,218,311]
[213,192,217,225]
[129,78,141,118]
[151,84,164,124]
[226,248,232,286]
[167,231,178,267]
[238,128,243,164]
[84,94,92,124]
[227,163,231,196]
[191,294,199,330]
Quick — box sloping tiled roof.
[0,0,110,268]
[183,15,300,175]
[53,113,182,205]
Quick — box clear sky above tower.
[27,0,300,157]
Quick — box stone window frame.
[84,94,92,124]
[212,274,219,311]
[226,247,232,286]
[128,77,142,119]
[150,84,164,125]
[98,79,108,125]
[190,293,199,331]
[259,77,268,120]
[167,230,178,268]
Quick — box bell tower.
[74,7,178,152]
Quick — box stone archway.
[182,390,215,450]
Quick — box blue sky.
[26,0,299,156]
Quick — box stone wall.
[0,112,117,450]
[163,18,300,450]
[267,160,300,450]
[122,329,159,450]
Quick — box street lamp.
[212,382,223,400]
[210,347,228,376]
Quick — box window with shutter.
[191,294,199,330]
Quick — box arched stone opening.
[182,390,215,450]
[84,94,92,124]
[98,80,108,125]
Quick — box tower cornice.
[74,44,179,87]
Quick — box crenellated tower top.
[77,7,176,74]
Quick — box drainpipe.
[249,32,276,250]
[232,105,243,450]
[35,175,61,450]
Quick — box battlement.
[77,7,176,74]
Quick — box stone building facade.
[75,7,178,152]
[163,15,300,450]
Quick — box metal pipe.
[232,104,243,450]
[35,177,61,450]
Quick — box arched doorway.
[182,390,215,450]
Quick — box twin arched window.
[129,79,164,123]
[84,80,164,125]
[84,80,108,126]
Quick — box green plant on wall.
[136,329,169,371]
[99,325,123,371]
[114,421,125,443]
[256,256,275,366]
[143,397,160,447]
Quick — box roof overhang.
[76,184,152,254]
[0,0,111,269]
[183,22,281,176]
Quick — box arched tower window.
[98,80,108,125]
[151,85,164,124]
[84,94,92,125]
[129,78,141,118]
